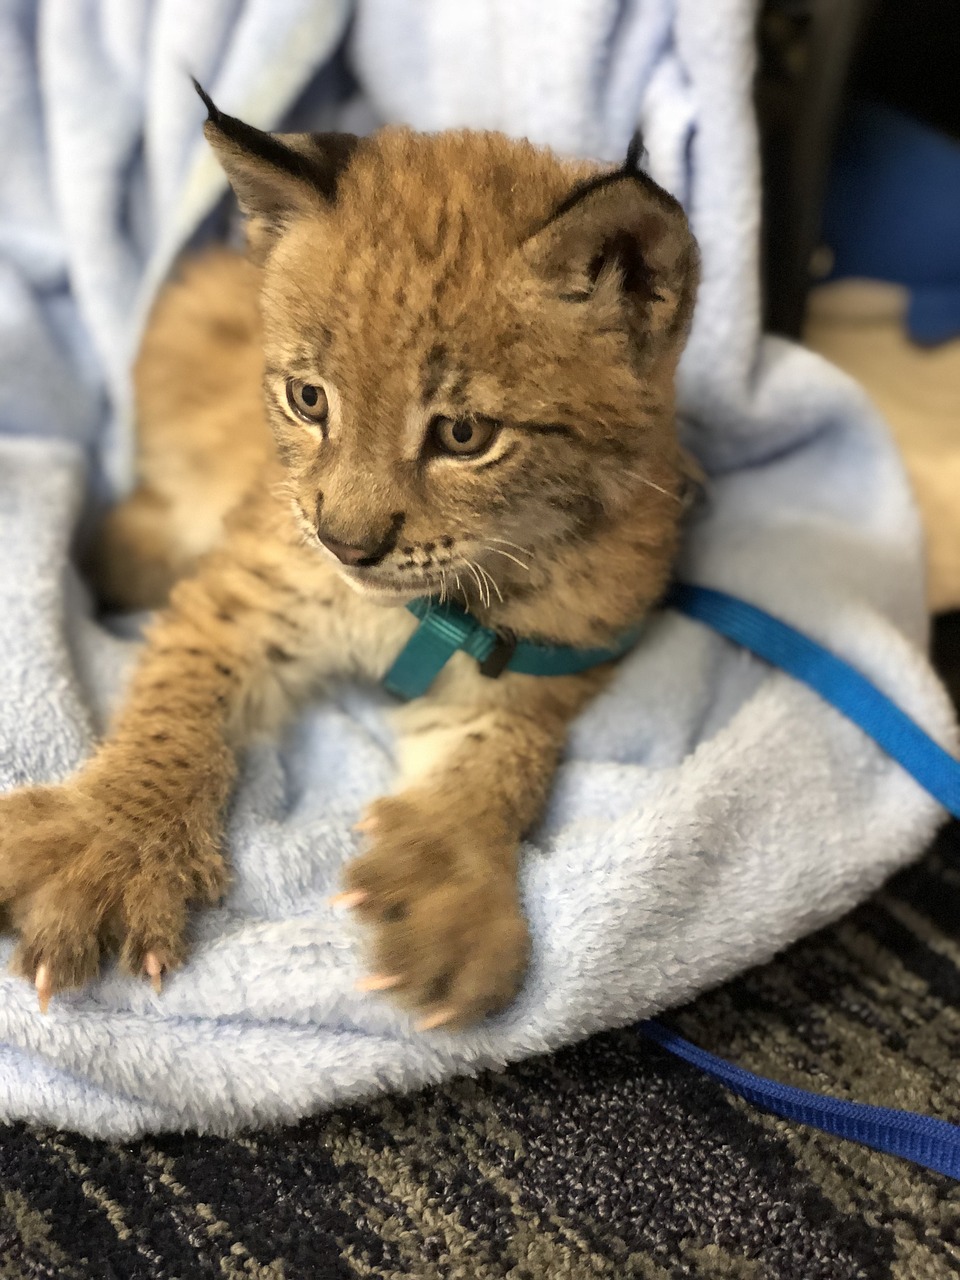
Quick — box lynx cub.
[0,87,697,1030]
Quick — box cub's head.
[198,86,698,614]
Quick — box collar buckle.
[478,632,517,679]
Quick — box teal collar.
[382,596,645,700]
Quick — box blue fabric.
[639,1021,960,1181]
[823,103,960,345]
[0,0,956,1139]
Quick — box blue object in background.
[822,102,960,345]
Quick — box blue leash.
[636,1020,960,1179]
[640,583,960,1180]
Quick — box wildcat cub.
[0,88,698,1029]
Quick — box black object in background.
[756,0,959,340]
[854,0,960,143]
[756,0,876,339]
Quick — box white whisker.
[464,560,485,606]
[475,561,493,607]
[477,562,503,603]
[474,560,496,607]
[624,470,682,504]
[482,545,530,572]
[487,536,533,556]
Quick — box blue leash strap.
[667,583,960,819]
[637,1019,960,1180]
[647,583,960,1178]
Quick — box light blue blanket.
[0,0,955,1139]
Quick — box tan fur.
[0,106,698,1028]
[93,250,271,608]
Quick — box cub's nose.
[317,533,380,567]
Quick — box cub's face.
[200,92,697,606]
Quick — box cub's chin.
[338,569,433,606]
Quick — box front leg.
[0,499,368,1008]
[0,606,238,1007]
[343,669,602,1030]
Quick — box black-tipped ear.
[192,80,360,254]
[522,164,698,358]
[624,129,646,175]
[191,77,218,121]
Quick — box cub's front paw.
[341,796,530,1031]
[0,780,228,1010]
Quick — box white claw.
[144,952,163,995]
[329,890,367,911]
[35,964,52,1015]
[416,1007,456,1032]
[356,974,402,993]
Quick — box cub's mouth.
[335,562,438,605]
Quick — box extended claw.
[144,952,164,995]
[329,890,367,911]
[35,964,52,1015]
[415,1007,456,1032]
[356,973,401,993]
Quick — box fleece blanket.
[0,0,955,1140]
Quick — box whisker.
[464,560,485,606]
[474,560,496,607]
[474,561,493,607]
[482,545,530,572]
[487,536,533,556]
[624,470,682,504]
[477,562,504,603]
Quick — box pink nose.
[317,534,377,567]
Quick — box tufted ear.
[522,141,699,359]
[193,80,360,258]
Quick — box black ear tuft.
[191,74,362,247]
[624,130,646,175]
[192,77,219,123]
[193,81,321,195]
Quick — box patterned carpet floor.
[1,617,959,1279]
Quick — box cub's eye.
[286,379,329,427]
[429,415,499,458]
